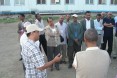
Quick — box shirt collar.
[96,19,100,22]
[85,18,90,21]
[58,22,63,26]
[86,47,99,51]
[35,19,42,22]
[28,39,35,44]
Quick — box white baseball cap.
[72,14,78,17]
[24,22,31,28]
[26,24,43,33]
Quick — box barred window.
[98,0,106,4]
[86,0,94,4]
[51,0,60,4]
[0,0,10,5]
[65,0,74,4]
[37,0,46,4]
[15,0,25,5]
[111,0,117,4]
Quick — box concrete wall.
[0,0,117,13]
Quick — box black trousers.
[67,42,81,66]
[101,36,113,56]
[39,34,47,56]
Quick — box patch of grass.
[92,16,96,20]
[24,15,60,23]
[0,18,19,23]
[42,16,59,20]
[24,15,59,23]
[0,14,98,24]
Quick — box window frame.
[0,0,10,6]
[14,0,25,6]
[50,0,61,5]
[85,0,94,5]
[98,0,106,5]
[37,0,46,5]
[110,0,117,5]
[65,0,74,5]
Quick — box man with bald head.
[101,12,115,57]
[64,14,71,24]
[73,29,110,78]
[64,14,71,44]
[101,12,106,19]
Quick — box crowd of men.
[17,11,117,78]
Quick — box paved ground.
[0,23,117,78]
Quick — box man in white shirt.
[112,16,117,59]
[80,11,95,50]
[55,16,67,64]
[94,14,103,47]
[35,14,44,29]
[35,13,47,55]
[20,22,31,47]
[73,29,110,78]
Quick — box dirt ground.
[0,22,117,78]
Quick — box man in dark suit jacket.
[80,11,95,34]
[80,11,95,50]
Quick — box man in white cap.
[20,22,41,49]
[21,24,62,78]
[67,14,83,68]
[20,22,41,71]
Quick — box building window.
[111,0,117,4]
[37,0,46,4]
[65,0,74,4]
[85,0,94,4]
[98,0,106,4]
[0,0,10,5]
[15,0,25,5]
[51,0,60,4]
